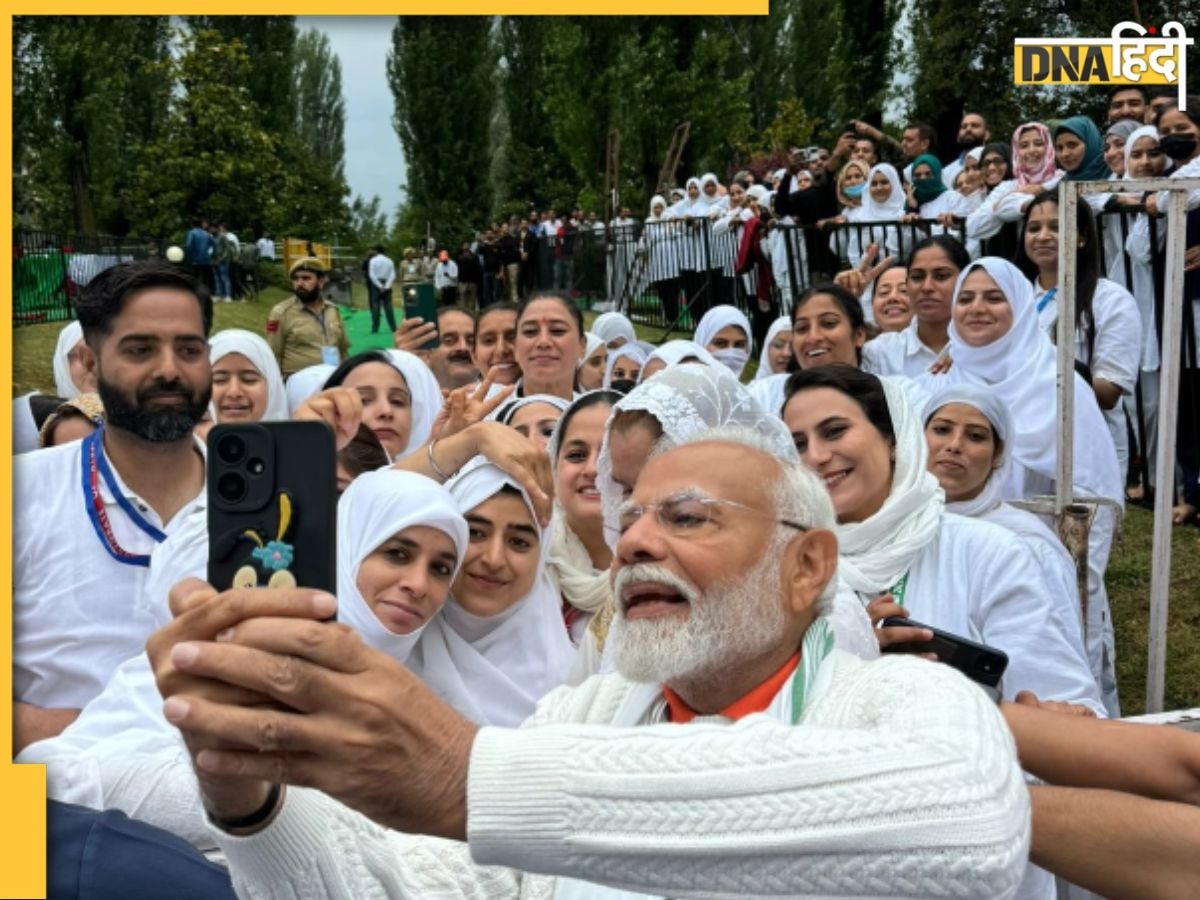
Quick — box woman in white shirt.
[753,316,794,379]
[693,304,753,380]
[927,256,1123,714]
[1014,191,1142,474]
[208,329,289,424]
[639,196,682,326]
[781,364,1102,713]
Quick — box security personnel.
[266,257,350,377]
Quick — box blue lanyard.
[81,426,167,567]
[1036,287,1058,314]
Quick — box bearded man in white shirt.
[150,429,1029,899]
[14,260,210,753]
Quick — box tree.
[122,29,288,239]
[387,17,497,249]
[14,16,171,236]
[294,28,347,182]
[184,16,298,136]
[349,194,389,251]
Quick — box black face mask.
[1160,133,1198,160]
[609,379,637,395]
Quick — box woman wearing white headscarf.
[693,305,753,379]
[782,366,1102,718]
[590,312,637,349]
[405,460,575,726]
[208,329,289,423]
[637,340,719,383]
[17,468,473,851]
[754,316,794,380]
[603,341,650,390]
[284,364,337,416]
[922,384,1080,619]
[577,332,607,391]
[930,257,1123,714]
[494,393,571,453]
[640,196,683,325]
[590,363,879,676]
[53,320,95,399]
[848,163,906,267]
[322,350,442,460]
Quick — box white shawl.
[755,316,793,380]
[284,364,337,415]
[53,320,85,398]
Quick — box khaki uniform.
[266,296,350,377]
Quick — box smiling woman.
[208,329,288,424]
[514,292,586,399]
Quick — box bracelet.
[427,439,453,480]
[207,783,283,833]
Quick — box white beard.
[613,532,790,685]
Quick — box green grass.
[11,303,1198,714]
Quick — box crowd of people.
[8,81,1200,900]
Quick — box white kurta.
[861,316,943,379]
[1035,276,1142,474]
[13,439,204,709]
[210,651,1031,900]
[894,513,1102,713]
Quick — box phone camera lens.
[979,658,998,674]
[217,472,246,503]
[247,458,266,476]
[217,434,246,465]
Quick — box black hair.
[782,364,896,445]
[904,122,938,150]
[75,259,212,346]
[1109,85,1148,103]
[909,234,971,272]
[323,350,404,389]
[475,301,519,337]
[1013,190,1099,363]
[439,307,475,324]
[516,291,584,336]
[554,390,622,460]
[29,394,68,429]
[1155,98,1200,129]
[373,244,386,253]
[980,142,1013,185]
[337,425,390,490]
[792,283,867,366]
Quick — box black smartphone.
[207,422,337,609]
[403,282,440,351]
[881,616,1009,689]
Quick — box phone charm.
[232,492,298,590]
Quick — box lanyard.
[302,305,328,342]
[1036,287,1058,314]
[81,426,167,567]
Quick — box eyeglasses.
[609,491,809,541]
[982,158,1008,168]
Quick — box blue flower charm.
[252,540,294,572]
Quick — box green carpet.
[341,303,403,355]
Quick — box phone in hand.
[881,616,1009,690]
[207,422,337,610]
[403,283,440,351]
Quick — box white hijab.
[694,306,753,366]
[495,393,572,425]
[578,332,606,370]
[381,349,444,457]
[285,364,336,415]
[335,469,469,663]
[408,460,575,726]
[638,340,719,382]
[754,316,793,380]
[861,163,906,220]
[940,257,1121,502]
[646,195,668,223]
[921,383,1013,518]
[603,342,650,388]
[208,329,289,421]
[13,393,42,455]
[1123,125,1167,179]
[544,392,622,618]
[53,320,85,398]
[695,172,727,212]
[834,377,945,595]
[591,312,638,348]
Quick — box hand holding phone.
[403,284,440,351]
[881,615,1009,689]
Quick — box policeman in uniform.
[266,257,350,377]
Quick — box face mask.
[609,379,637,395]
[843,183,866,198]
[710,347,750,375]
[1160,133,1198,161]
[912,178,944,204]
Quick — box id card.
[320,345,340,366]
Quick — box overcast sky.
[296,16,405,224]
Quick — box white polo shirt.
[13,435,205,709]
[861,317,943,379]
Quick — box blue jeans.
[213,263,231,298]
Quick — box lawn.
[11,294,1199,714]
